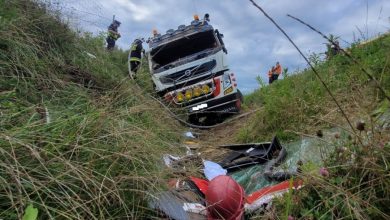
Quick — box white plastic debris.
[203,160,227,181]
[184,131,196,139]
[182,203,206,215]
[162,154,181,167]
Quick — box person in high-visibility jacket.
[129,38,145,77]
[106,20,121,50]
[273,61,282,81]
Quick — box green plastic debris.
[231,132,344,193]
[231,164,277,194]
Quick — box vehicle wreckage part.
[149,93,257,129]
[189,177,209,195]
[219,136,283,172]
[245,179,304,213]
[206,175,245,220]
[263,147,297,181]
[148,14,242,124]
[149,190,206,220]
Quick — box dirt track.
[189,111,255,162]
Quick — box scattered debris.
[206,175,245,219]
[163,154,181,167]
[219,136,283,172]
[264,146,293,182]
[245,180,304,213]
[182,203,206,215]
[203,160,227,181]
[184,131,197,139]
[153,136,309,218]
[149,190,205,220]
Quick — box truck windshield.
[151,30,217,69]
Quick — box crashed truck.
[147,14,242,124]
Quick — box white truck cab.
[147,14,242,123]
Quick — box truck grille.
[160,60,216,84]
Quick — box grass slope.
[0,0,183,219]
[241,33,390,142]
[241,33,390,219]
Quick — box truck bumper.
[188,93,240,114]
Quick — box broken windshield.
[151,30,218,69]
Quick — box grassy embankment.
[0,0,184,219]
[241,32,390,219]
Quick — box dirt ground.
[186,111,255,162]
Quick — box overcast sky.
[58,0,390,94]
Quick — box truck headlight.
[223,73,231,89]
[176,92,184,102]
[185,90,193,100]
[202,85,210,94]
[193,87,201,97]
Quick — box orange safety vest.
[275,64,282,75]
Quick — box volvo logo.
[184,69,192,76]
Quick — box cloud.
[111,0,152,22]
[62,0,390,94]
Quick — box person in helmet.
[129,38,145,78]
[106,20,121,50]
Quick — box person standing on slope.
[129,38,145,79]
[106,20,121,50]
[268,68,273,84]
[273,61,282,82]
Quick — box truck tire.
[237,89,243,103]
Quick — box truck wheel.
[237,89,243,103]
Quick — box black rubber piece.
[221,136,283,172]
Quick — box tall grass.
[241,28,390,218]
[240,33,390,142]
[1,0,183,218]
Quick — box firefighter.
[106,20,121,50]
[273,61,282,81]
[129,38,145,78]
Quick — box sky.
[57,0,390,94]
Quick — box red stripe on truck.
[213,78,221,97]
